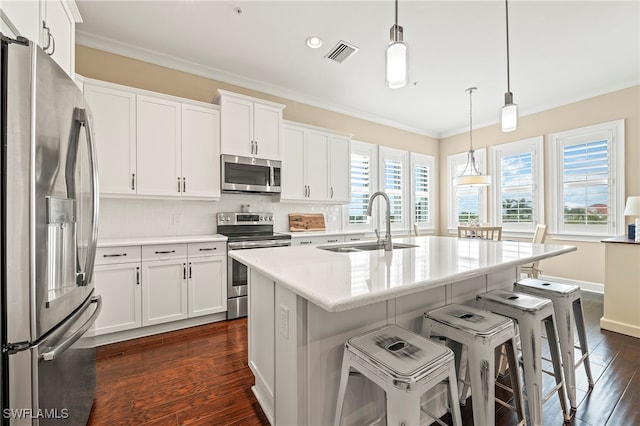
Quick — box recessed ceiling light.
[306,36,323,49]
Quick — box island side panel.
[248,270,275,424]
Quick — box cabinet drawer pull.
[154,250,176,254]
[103,253,127,258]
[300,241,313,245]
[327,239,339,243]
[199,247,217,251]
[350,238,361,241]
[136,267,140,285]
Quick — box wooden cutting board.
[289,213,326,232]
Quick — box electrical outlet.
[279,304,289,339]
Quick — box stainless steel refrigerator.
[1,36,101,425]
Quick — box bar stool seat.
[422,304,526,426]
[334,324,462,426]
[514,278,594,410]
[476,289,571,426]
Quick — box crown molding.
[76,31,439,139]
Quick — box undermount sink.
[318,242,419,253]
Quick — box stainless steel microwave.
[221,154,282,193]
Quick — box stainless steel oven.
[217,212,291,319]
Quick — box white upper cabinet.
[181,104,221,198]
[305,131,329,201]
[136,95,182,196]
[84,83,137,195]
[218,90,285,160]
[329,135,351,202]
[2,0,80,77]
[83,78,221,200]
[281,121,351,204]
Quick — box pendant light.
[385,0,408,88]
[454,87,491,187]
[501,0,518,132]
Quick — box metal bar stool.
[475,289,571,426]
[334,324,462,426]
[514,278,594,411]
[422,304,526,426]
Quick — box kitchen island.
[230,236,576,425]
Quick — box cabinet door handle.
[136,267,140,285]
[103,253,127,258]
[308,185,311,197]
[330,186,334,198]
[182,177,186,193]
[177,177,181,192]
[154,250,176,254]
[183,263,186,280]
[131,173,136,191]
[199,247,216,251]
[255,141,258,156]
[42,21,55,56]
[250,140,255,155]
[189,263,192,279]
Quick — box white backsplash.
[97,194,346,239]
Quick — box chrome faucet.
[366,191,393,251]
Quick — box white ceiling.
[75,1,640,138]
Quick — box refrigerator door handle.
[73,108,100,287]
[40,296,102,362]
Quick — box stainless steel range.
[217,212,291,319]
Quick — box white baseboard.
[536,274,604,294]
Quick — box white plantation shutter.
[448,150,487,230]
[347,141,377,230]
[411,153,435,231]
[379,147,409,231]
[549,120,624,237]
[562,140,609,226]
[491,136,543,234]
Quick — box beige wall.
[439,85,640,284]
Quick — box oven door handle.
[228,240,291,250]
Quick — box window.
[491,136,544,234]
[379,147,409,231]
[448,149,488,231]
[411,153,435,232]
[549,120,625,237]
[346,141,377,231]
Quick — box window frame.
[490,136,544,236]
[548,119,625,239]
[410,152,436,233]
[447,149,488,232]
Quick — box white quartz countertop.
[98,234,227,247]
[229,236,576,312]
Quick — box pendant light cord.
[395,0,399,26]
[467,87,474,150]
[505,0,511,93]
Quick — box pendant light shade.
[385,0,408,88]
[455,87,491,187]
[501,0,518,132]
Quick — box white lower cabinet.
[92,241,226,338]
[142,257,189,326]
[92,246,142,335]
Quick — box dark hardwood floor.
[88,291,639,426]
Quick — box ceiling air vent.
[324,40,359,64]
